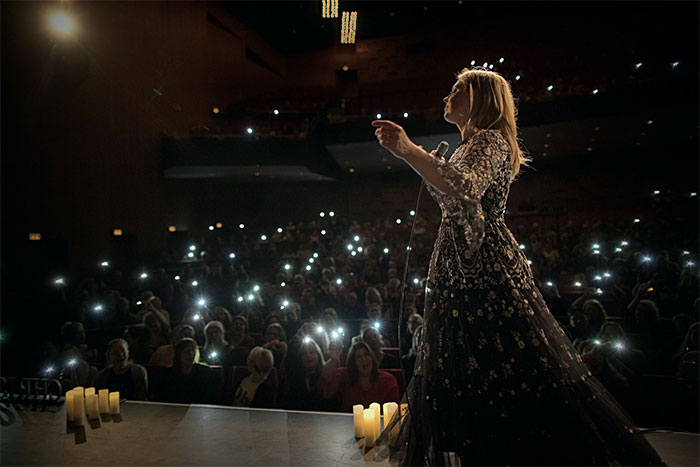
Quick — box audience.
[232,346,276,408]
[322,341,399,412]
[92,338,148,400]
[26,210,698,429]
[156,338,214,404]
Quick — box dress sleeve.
[425,131,504,255]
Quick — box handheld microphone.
[435,141,450,160]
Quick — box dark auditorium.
[1,1,698,466]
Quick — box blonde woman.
[371,67,662,466]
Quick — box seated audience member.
[232,347,276,408]
[123,325,153,365]
[202,320,229,365]
[182,307,208,345]
[580,339,632,408]
[351,320,373,346]
[226,315,256,366]
[566,309,597,341]
[322,342,399,413]
[92,338,148,400]
[143,310,170,352]
[582,299,608,332]
[629,299,664,371]
[263,323,288,368]
[59,321,98,388]
[597,321,646,379]
[673,322,699,372]
[361,327,400,369]
[149,324,198,367]
[246,307,266,335]
[156,338,214,404]
[281,337,337,411]
[212,307,233,340]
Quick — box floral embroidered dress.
[379,129,663,466]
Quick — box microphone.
[435,141,450,161]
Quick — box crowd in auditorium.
[39,207,698,429]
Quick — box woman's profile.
[371,66,664,466]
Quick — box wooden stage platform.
[1,401,697,466]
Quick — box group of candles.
[352,402,406,448]
[65,387,120,425]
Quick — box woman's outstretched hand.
[371,120,421,160]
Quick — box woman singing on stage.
[371,67,664,466]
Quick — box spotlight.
[100,261,110,267]
[373,322,381,330]
[303,336,312,344]
[54,277,65,286]
[284,264,291,270]
[237,296,243,302]
[253,285,260,292]
[197,298,207,307]
[48,11,75,38]
[174,275,181,281]
[93,305,103,312]
[396,218,401,224]
[321,230,327,235]
[403,112,409,118]
[208,225,214,231]
[260,235,267,241]
[336,278,343,285]
[192,280,199,286]
[140,273,148,279]
[354,235,360,242]
[239,224,245,229]
[316,326,324,334]
[320,212,326,217]
[574,282,582,287]
[273,109,279,115]
[383,248,389,254]
[229,253,236,259]
[246,127,254,134]
[376,113,382,119]
[329,211,335,217]
[189,245,196,251]
[277,228,283,233]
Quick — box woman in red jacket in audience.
[322,341,399,412]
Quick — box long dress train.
[377,129,664,466]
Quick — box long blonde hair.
[456,66,531,181]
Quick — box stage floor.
[1,401,697,466]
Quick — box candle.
[66,390,75,422]
[86,394,99,419]
[109,391,120,415]
[98,389,109,414]
[352,404,365,438]
[363,409,376,448]
[84,387,95,398]
[383,402,398,431]
[383,402,399,441]
[73,390,85,426]
[370,402,381,436]
[73,386,84,401]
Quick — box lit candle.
[98,389,109,414]
[84,387,95,398]
[383,402,399,441]
[383,402,398,432]
[109,391,120,415]
[66,390,75,423]
[352,404,365,438]
[370,402,381,436]
[363,408,376,448]
[86,394,99,419]
[73,390,85,426]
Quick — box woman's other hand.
[371,120,420,160]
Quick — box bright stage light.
[49,11,75,38]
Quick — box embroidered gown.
[378,129,664,466]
